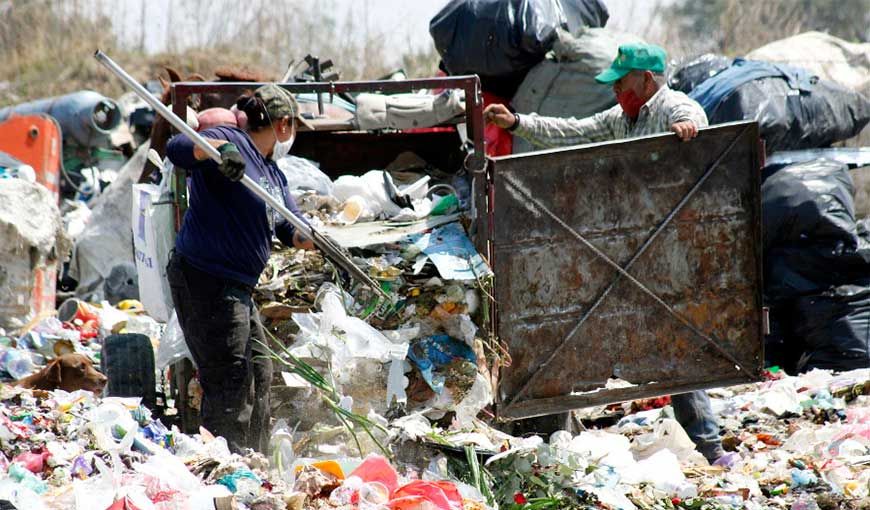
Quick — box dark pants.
[167,252,272,453]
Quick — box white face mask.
[271,130,295,161]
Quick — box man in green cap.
[484,42,707,146]
[485,43,724,463]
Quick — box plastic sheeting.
[430,0,608,96]
[69,143,147,298]
[511,28,644,154]
[276,155,333,196]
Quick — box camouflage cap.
[253,83,313,130]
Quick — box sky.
[108,0,658,56]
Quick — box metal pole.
[94,50,388,299]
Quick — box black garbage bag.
[689,59,870,154]
[792,284,870,372]
[761,159,855,252]
[561,0,609,31]
[668,54,732,94]
[766,241,870,300]
[712,78,870,153]
[430,0,609,81]
[762,159,870,301]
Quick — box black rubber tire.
[100,333,157,409]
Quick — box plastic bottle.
[358,481,390,510]
[269,420,296,486]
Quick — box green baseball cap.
[254,83,313,130]
[594,43,668,84]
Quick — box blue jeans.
[672,391,723,461]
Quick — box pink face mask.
[616,89,646,119]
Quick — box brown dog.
[14,353,108,393]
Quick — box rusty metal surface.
[490,122,764,420]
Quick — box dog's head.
[45,353,108,393]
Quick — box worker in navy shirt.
[166,84,314,453]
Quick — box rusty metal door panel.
[491,121,764,420]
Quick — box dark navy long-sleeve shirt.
[166,126,307,287]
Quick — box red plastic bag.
[349,455,399,494]
[389,480,463,510]
[12,449,51,474]
[483,91,513,157]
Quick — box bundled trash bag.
[747,31,870,95]
[792,284,870,372]
[763,158,870,372]
[748,31,870,148]
[511,28,643,154]
[762,159,856,253]
[762,159,870,301]
[667,54,732,94]
[689,59,870,153]
[430,0,609,96]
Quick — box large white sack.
[131,175,175,322]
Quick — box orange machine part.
[0,114,62,317]
[0,114,62,201]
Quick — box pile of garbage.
[0,384,491,510]
[247,157,496,441]
[3,360,870,509]
[391,368,870,510]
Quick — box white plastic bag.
[276,155,334,196]
[131,167,175,322]
[290,283,408,366]
[156,311,193,370]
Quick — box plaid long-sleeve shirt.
[513,86,709,149]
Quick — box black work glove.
[217,142,245,181]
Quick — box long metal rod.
[94,50,388,299]
[507,127,752,406]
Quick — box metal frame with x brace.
[502,124,760,411]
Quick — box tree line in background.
[662,0,869,56]
[0,0,440,106]
[1,0,868,107]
